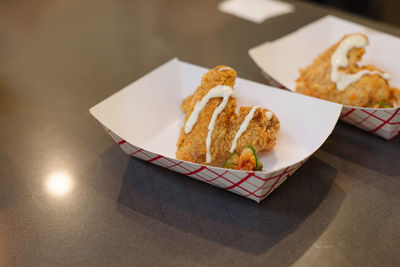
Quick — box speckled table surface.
[0,0,399,266]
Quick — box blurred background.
[299,0,400,26]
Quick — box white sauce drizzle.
[230,106,258,153]
[218,66,233,71]
[265,111,273,121]
[331,34,391,91]
[184,85,233,163]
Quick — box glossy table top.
[1,0,399,266]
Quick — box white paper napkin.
[218,0,295,24]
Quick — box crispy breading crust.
[296,34,399,107]
[176,66,280,167]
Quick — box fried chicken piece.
[176,65,280,167]
[296,33,398,107]
[389,88,400,107]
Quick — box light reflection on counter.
[45,170,74,197]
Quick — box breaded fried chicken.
[176,65,280,167]
[296,33,399,107]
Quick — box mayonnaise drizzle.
[331,34,391,91]
[230,106,258,153]
[218,66,233,71]
[265,111,273,121]
[184,85,234,163]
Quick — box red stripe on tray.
[164,161,184,169]
[241,167,292,198]
[362,110,400,125]
[370,108,400,133]
[184,166,206,176]
[118,140,126,145]
[340,108,356,119]
[224,173,253,190]
[147,155,163,162]
[130,149,143,156]
[258,172,290,198]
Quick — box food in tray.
[223,146,263,171]
[296,33,400,108]
[176,65,280,171]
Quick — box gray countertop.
[0,0,399,266]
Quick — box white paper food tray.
[249,15,400,140]
[90,58,342,202]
